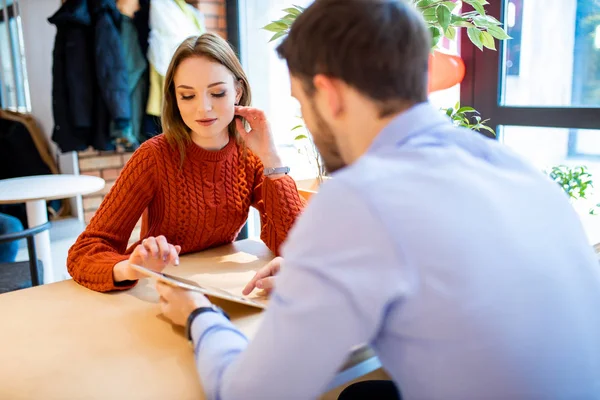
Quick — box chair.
[0,222,50,293]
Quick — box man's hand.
[156,282,212,327]
[242,257,283,296]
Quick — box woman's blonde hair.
[161,33,252,164]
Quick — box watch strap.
[263,166,290,176]
[185,305,230,342]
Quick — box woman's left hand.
[234,106,282,167]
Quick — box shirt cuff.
[190,311,238,346]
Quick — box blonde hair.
[161,33,252,164]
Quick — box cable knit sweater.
[67,135,305,292]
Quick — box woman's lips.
[196,118,217,126]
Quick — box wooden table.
[0,174,105,283]
[0,239,378,399]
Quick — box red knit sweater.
[67,135,305,292]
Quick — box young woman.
[67,33,305,292]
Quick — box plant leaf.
[457,106,477,113]
[487,25,511,40]
[481,31,496,50]
[467,27,484,50]
[445,26,457,41]
[283,7,301,16]
[436,4,452,31]
[429,26,442,47]
[422,7,438,22]
[280,17,296,26]
[291,124,304,131]
[269,31,287,42]
[294,134,308,140]
[451,17,476,28]
[263,22,287,32]
[416,0,438,7]
[441,1,457,11]
[464,0,487,16]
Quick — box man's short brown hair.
[276,0,431,116]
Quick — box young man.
[157,1,600,398]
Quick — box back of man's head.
[277,0,431,117]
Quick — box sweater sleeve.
[67,142,158,292]
[251,160,306,255]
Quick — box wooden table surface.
[0,239,376,399]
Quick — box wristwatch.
[185,305,230,343]
[263,166,290,176]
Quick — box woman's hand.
[234,106,283,168]
[113,236,181,282]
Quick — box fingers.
[168,244,180,266]
[155,235,171,261]
[234,106,265,120]
[242,258,282,295]
[268,257,283,274]
[235,117,248,136]
[140,237,181,266]
[142,236,159,257]
[256,276,275,292]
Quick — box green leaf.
[487,25,511,40]
[429,26,442,47]
[479,125,496,135]
[292,4,305,11]
[263,22,287,32]
[464,0,487,16]
[484,14,501,24]
[416,0,438,7]
[441,1,458,11]
[473,16,493,28]
[280,17,296,26]
[467,27,484,50]
[445,26,456,41]
[450,16,476,28]
[436,4,452,31]
[481,31,496,50]
[268,31,287,42]
[422,7,438,22]
[291,124,304,131]
[294,134,308,140]
[457,106,476,113]
[283,7,301,16]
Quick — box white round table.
[0,175,105,284]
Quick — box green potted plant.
[547,165,599,215]
[265,1,509,200]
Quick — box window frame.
[459,0,600,133]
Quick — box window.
[462,0,600,238]
[238,0,314,181]
[0,0,30,112]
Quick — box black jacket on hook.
[48,0,131,152]
[48,0,95,152]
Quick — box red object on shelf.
[428,50,466,93]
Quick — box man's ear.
[313,74,343,117]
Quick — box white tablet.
[130,263,267,309]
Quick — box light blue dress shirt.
[191,103,600,399]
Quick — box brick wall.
[80,0,227,228]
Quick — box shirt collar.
[368,102,451,154]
